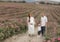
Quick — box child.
[38,23,41,35]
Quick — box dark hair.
[28,14,31,22]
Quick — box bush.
[55,38,60,42]
[40,1,45,4]
[56,32,60,37]
[0,24,28,41]
[44,36,51,42]
[45,36,51,40]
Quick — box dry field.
[0,2,60,41]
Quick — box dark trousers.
[38,31,41,35]
[41,26,45,36]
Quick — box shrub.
[55,38,60,42]
[56,32,60,37]
[44,36,51,42]
[0,24,28,41]
[45,36,51,40]
[40,1,45,4]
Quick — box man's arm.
[46,16,48,27]
[45,16,48,34]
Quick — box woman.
[27,14,35,36]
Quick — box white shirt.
[41,16,48,26]
[27,17,35,25]
[38,26,41,31]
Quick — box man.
[41,13,48,36]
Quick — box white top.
[41,16,48,26]
[38,25,41,31]
[27,17,35,25]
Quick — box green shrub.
[56,32,60,37]
[40,1,45,4]
[55,40,58,42]
[55,38,60,42]
[0,32,5,41]
[0,24,28,41]
[45,36,51,40]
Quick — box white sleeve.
[27,17,29,22]
[45,17,48,22]
[41,17,42,22]
[33,17,35,24]
[34,18,35,24]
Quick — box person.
[37,23,41,35]
[27,14,35,36]
[40,13,48,36]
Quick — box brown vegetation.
[0,2,60,41]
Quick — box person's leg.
[42,28,44,36]
[42,26,45,36]
[41,27,43,36]
[40,31,41,35]
[38,31,40,35]
[28,25,32,36]
[31,25,35,36]
[41,26,45,36]
[38,31,39,35]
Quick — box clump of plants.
[57,32,60,37]
[55,32,60,42]
[45,36,50,40]
[44,30,53,42]
[0,24,28,41]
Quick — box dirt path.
[4,28,44,42]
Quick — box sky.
[25,0,34,2]
[25,0,60,2]
[50,0,60,2]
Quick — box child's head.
[38,24,40,26]
[37,21,40,26]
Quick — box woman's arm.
[27,17,29,24]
